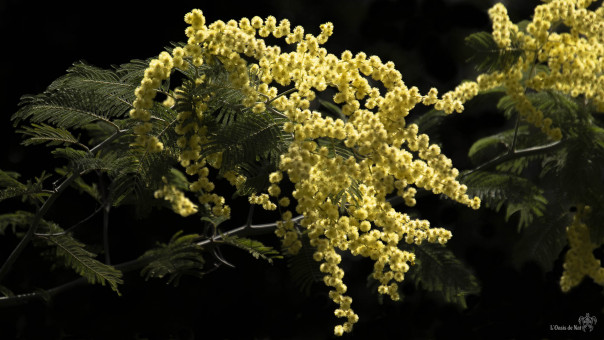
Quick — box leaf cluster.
[461,27,604,272]
[37,224,124,294]
[403,243,480,309]
[140,231,206,286]
[220,234,283,264]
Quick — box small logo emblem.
[578,313,597,333]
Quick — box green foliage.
[37,225,123,294]
[539,124,604,204]
[461,170,547,231]
[0,211,38,236]
[412,108,447,137]
[403,243,480,309]
[233,161,278,197]
[464,31,524,73]
[13,89,126,131]
[0,170,50,204]
[330,176,363,212]
[512,207,570,272]
[467,126,538,167]
[202,110,291,174]
[496,90,580,128]
[461,34,604,274]
[220,234,283,264]
[140,231,205,286]
[316,137,358,160]
[200,104,292,195]
[18,123,85,149]
[318,98,345,121]
[313,138,363,210]
[287,234,323,296]
[0,210,60,239]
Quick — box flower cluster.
[154,177,198,217]
[560,205,604,292]
[489,3,518,49]
[438,0,604,141]
[130,51,182,152]
[249,193,277,211]
[129,9,481,335]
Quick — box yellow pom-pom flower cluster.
[249,193,277,211]
[560,205,604,292]
[129,9,481,335]
[129,51,179,152]
[154,177,198,217]
[489,3,518,49]
[275,210,303,254]
[437,0,604,141]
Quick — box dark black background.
[1,0,603,339]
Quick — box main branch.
[0,213,304,308]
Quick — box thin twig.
[0,174,77,283]
[462,140,564,177]
[34,204,104,237]
[103,204,111,265]
[510,112,521,152]
[266,106,289,120]
[0,255,154,308]
[97,168,111,265]
[197,214,304,247]
[266,88,297,106]
[0,129,128,283]
[0,214,305,307]
[246,205,255,229]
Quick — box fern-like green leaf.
[0,211,35,235]
[330,176,363,212]
[221,234,283,264]
[18,123,85,149]
[13,89,124,130]
[53,149,142,208]
[232,160,277,197]
[0,170,50,204]
[465,31,524,73]
[37,227,123,294]
[318,98,345,120]
[0,211,59,237]
[202,110,291,175]
[512,209,570,272]
[528,90,580,135]
[119,150,180,216]
[287,234,323,296]
[461,170,547,230]
[468,125,552,171]
[467,128,523,166]
[403,243,480,309]
[52,148,137,178]
[495,155,545,175]
[140,231,205,286]
[0,170,22,187]
[413,108,447,138]
[48,61,137,102]
[497,90,580,131]
[316,137,359,160]
[55,167,101,202]
[116,59,153,88]
[540,126,604,203]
